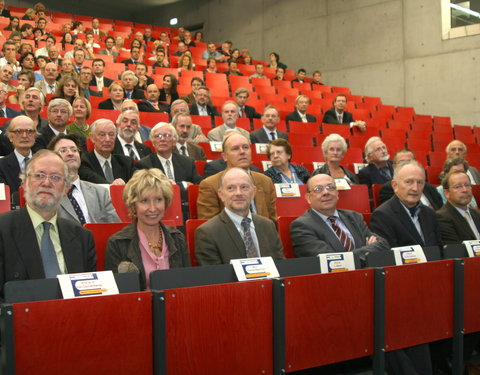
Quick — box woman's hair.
[178,53,193,70]
[163,73,178,94]
[123,169,174,217]
[321,133,348,155]
[4,16,20,31]
[108,81,124,94]
[54,74,83,98]
[72,96,92,119]
[17,70,35,86]
[266,138,292,161]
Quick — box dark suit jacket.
[33,125,86,153]
[370,195,443,248]
[195,210,284,265]
[0,207,96,297]
[0,152,21,195]
[291,208,389,261]
[197,170,276,221]
[188,103,219,117]
[380,181,443,210]
[124,88,145,100]
[173,142,207,161]
[137,100,169,113]
[0,9,11,17]
[436,202,480,244]
[250,128,289,144]
[203,158,261,178]
[98,98,116,110]
[358,161,394,186]
[79,151,134,184]
[121,58,140,66]
[89,76,114,88]
[4,107,21,118]
[113,138,152,159]
[242,105,261,119]
[322,108,354,124]
[285,111,317,124]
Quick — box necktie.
[125,143,137,161]
[126,91,132,99]
[165,159,174,180]
[41,222,61,278]
[96,79,103,91]
[180,145,187,156]
[301,114,307,123]
[67,185,86,225]
[23,157,29,171]
[103,160,114,183]
[270,131,276,141]
[328,216,354,251]
[241,217,257,258]
[0,108,4,118]
[48,84,55,93]
[241,107,245,118]
[379,167,391,181]
[338,114,343,124]
[465,211,480,240]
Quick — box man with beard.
[112,110,151,160]
[48,134,119,224]
[172,113,206,161]
[0,149,96,298]
[358,136,394,186]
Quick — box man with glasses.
[48,134,119,224]
[291,173,387,260]
[170,99,207,143]
[79,119,134,185]
[0,115,36,204]
[0,82,20,118]
[0,149,96,298]
[358,136,394,186]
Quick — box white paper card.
[354,163,368,174]
[209,141,223,152]
[261,160,272,171]
[312,161,325,170]
[392,245,427,265]
[334,178,351,190]
[0,183,5,201]
[57,271,119,299]
[462,240,480,257]
[231,257,280,281]
[255,143,268,154]
[318,252,356,273]
[275,183,301,197]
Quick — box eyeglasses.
[9,129,35,136]
[50,109,69,115]
[28,172,65,184]
[310,184,336,193]
[57,147,79,155]
[153,133,173,139]
[449,183,472,190]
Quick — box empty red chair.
[251,77,272,87]
[322,124,351,139]
[337,185,370,213]
[185,219,208,266]
[275,186,309,218]
[331,86,351,95]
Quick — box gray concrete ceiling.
[92,0,181,9]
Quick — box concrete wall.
[135,0,479,126]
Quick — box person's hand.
[354,121,367,131]
[366,235,378,245]
[111,178,126,185]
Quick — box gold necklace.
[147,228,163,256]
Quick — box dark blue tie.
[41,222,61,278]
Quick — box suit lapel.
[88,152,105,178]
[81,180,99,223]
[338,210,363,248]
[446,202,476,238]
[59,195,78,222]
[308,209,344,250]
[392,198,425,246]
[220,211,247,258]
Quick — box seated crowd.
[0,3,477,374]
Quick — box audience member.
[34,62,58,95]
[98,81,125,110]
[121,70,145,100]
[250,106,288,144]
[322,94,366,131]
[89,18,105,39]
[135,63,154,90]
[264,138,310,184]
[119,100,152,143]
[112,110,151,160]
[66,96,91,137]
[172,41,188,57]
[292,68,306,83]
[202,42,223,60]
[78,66,101,99]
[208,101,250,142]
[159,73,178,104]
[0,65,16,92]
[181,77,207,105]
[8,70,35,104]
[172,113,207,161]
[234,88,261,119]
[250,63,267,79]
[204,57,218,74]
[274,66,286,81]
[267,52,287,69]
[440,140,480,184]
[285,95,317,124]
[98,36,119,58]
[225,60,242,76]
[137,84,169,113]
[170,99,208,143]
[53,74,82,104]
[90,58,113,91]
[312,70,323,85]
[358,136,393,186]
[0,82,20,118]
[188,86,218,117]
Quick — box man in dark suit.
[121,46,142,66]
[135,122,203,219]
[98,36,119,59]
[79,119,134,185]
[292,68,307,83]
[379,149,443,210]
[291,173,388,262]
[195,167,284,265]
[79,67,102,99]
[137,84,169,113]
[250,106,289,144]
[322,94,366,131]
[0,82,21,119]
[443,140,480,185]
[285,95,317,124]
[33,98,86,152]
[181,77,210,105]
[370,160,442,375]
[0,149,96,298]
[233,88,261,119]
[358,136,394,186]
[188,86,219,117]
[172,113,206,161]
[121,71,145,100]
[90,58,113,91]
[112,110,152,161]
[89,18,105,40]
[0,115,35,205]
[437,170,480,244]
[0,1,11,18]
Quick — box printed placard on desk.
[0,183,5,200]
[318,252,355,273]
[334,178,351,190]
[261,160,272,171]
[255,143,268,154]
[209,141,223,152]
[463,240,480,257]
[312,161,325,170]
[57,271,119,299]
[231,257,280,281]
[275,183,300,197]
[392,245,427,265]
[354,163,368,174]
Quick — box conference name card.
[312,161,325,170]
[318,252,355,273]
[261,160,272,171]
[0,183,5,200]
[209,141,223,152]
[275,183,300,197]
[392,245,427,265]
[463,240,480,257]
[255,143,268,154]
[231,257,279,281]
[334,178,351,190]
[58,271,119,299]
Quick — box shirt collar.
[26,204,58,230]
[94,149,111,164]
